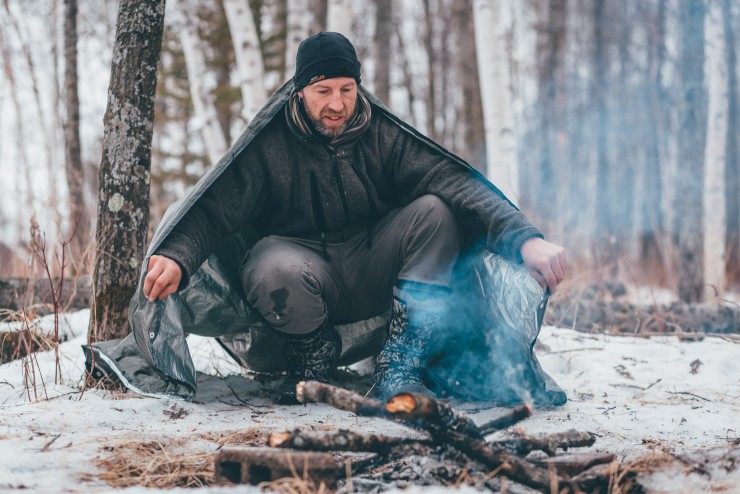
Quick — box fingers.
[527,268,547,291]
[144,255,182,302]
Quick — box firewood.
[489,430,596,456]
[215,447,341,487]
[385,392,483,440]
[295,381,387,416]
[531,452,616,476]
[478,404,533,435]
[268,428,431,454]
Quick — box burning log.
[478,404,533,435]
[385,392,483,440]
[215,447,341,487]
[489,430,596,456]
[268,428,430,454]
[295,381,387,416]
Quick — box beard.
[304,105,356,138]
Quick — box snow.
[1,311,739,492]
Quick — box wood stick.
[295,381,387,416]
[268,428,431,454]
[489,430,596,456]
[215,447,341,486]
[478,404,533,435]
[385,392,482,440]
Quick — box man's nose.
[327,92,343,111]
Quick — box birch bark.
[222,0,267,122]
[327,0,352,35]
[702,0,727,300]
[473,0,519,204]
[285,0,311,77]
[170,0,228,165]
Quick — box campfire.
[215,381,617,492]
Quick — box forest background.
[0,0,738,326]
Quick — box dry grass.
[0,329,54,365]
[200,427,269,448]
[90,439,219,488]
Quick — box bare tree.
[703,0,728,300]
[89,0,166,342]
[474,0,519,202]
[63,0,88,262]
[373,0,392,104]
[675,0,707,303]
[327,0,352,35]
[286,0,312,77]
[722,0,739,284]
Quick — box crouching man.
[142,32,566,401]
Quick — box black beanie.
[294,32,361,89]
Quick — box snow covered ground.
[1,310,739,493]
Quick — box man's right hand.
[144,255,183,302]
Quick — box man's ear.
[298,90,304,102]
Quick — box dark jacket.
[156,94,542,287]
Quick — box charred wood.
[215,447,341,487]
[478,404,533,435]
[489,430,596,456]
[385,392,483,440]
[268,428,431,454]
[295,381,387,416]
[531,452,616,477]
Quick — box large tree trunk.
[473,0,519,203]
[171,0,228,166]
[422,0,438,141]
[373,0,392,105]
[702,0,728,301]
[285,0,311,77]
[675,0,707,303]
[63,0,88,262]
[223,0,267,123]
[89,0,166,342]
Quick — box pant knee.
[409,195,462,246]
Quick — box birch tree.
[703,0,728,300]
[89,0,166,342]
[473,0,519,203]
[286,0,312,78]
[222,0,267,122]
[327,0,352,35]
[373,0,392,104]
[170,0,228,165]
[675,0,707,303]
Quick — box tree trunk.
[285,0,311,77]
[722,0,739,285]
[702,0,728,301]
[422,0,437,141]
[453,0,485,173]
[171,0,228,166]
[675,0,707,303]
[310,0,328,34]
[64,0,88,261]
[223,0,267,123]
[89,0,166,342]
[535,0,566,230]
[327,0,352,35]
[373,0,392,104]
[473,0,519,203]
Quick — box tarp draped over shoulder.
[84,81,567,406]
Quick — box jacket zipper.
[329,151,351,225]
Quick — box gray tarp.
[84,81,566,406]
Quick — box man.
[143,32,566,400]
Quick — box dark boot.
[277,322,341,403]
[372,294,439,400]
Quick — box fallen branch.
[295,381,386,416]
[385,392,482,440]
[489,430,596,456]
[269,428,431,454]
[478,404,533,435]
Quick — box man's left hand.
[519,237,567,294]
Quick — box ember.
[215,381,618,492]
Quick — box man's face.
[299,77,358,138]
